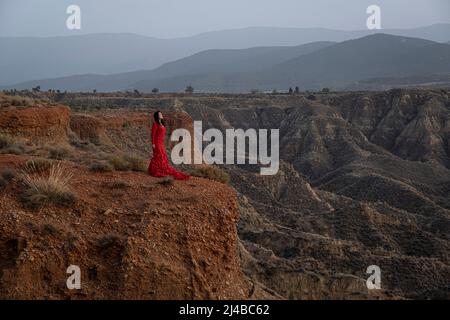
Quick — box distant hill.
[2,41,334,91]
[132,34,450,92]
[248,33,450,91]
[1,23,450,86]
[4,33,450,93]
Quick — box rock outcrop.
[0,155,266,299]
[0,105,70,144]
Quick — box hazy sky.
[1,0,449,38]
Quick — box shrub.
[2,145,25,155]
[89,160,113,173]
[0,177,7,189]
[109,180,130,189]
[66,233,80,250]
[98,234,123,248]
[19,162,76,209]
[1,168,16,182]
[25,158,53,173]
[188,166,230,184]
[109,154,147,172]
[0,134,27,155]
[124,154,147,172]
[48,146,71,160]
[109,156,130,171]
[42,223,59,236]
[0,134,15,149]
[67,130,82,147]
[158,177,174,186]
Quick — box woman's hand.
[152,144,155,149]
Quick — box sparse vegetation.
[109,180,130,189]
[109,156,130,171]
[66,233,80,250]
[67,130,83,147]
[0,177,7,189]
[89,160,114,173]
[48,145,72,160]
[0,134,15,149]
[124,154,147,172]
[1,168,16,182]
[0,134,26,155]
[158,177,174,186]
[2,145,25,155]
[188,165,230,184]
[98,233,123,248]
[0,95,34,108]
[19,162,76,209]
[42,223,59,236]
[109,154,147,172]
[25,158,53,173]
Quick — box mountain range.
[1,23,450,89]
[4,33,450,92]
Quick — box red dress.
[148,122,190,180]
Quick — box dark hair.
[153,111,165,126]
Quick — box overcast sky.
[1,0,449,38]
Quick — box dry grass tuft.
[24,158,53,173]
[188,165,230,184]
[109,154,147,172]
[20,162,76,209]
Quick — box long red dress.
[148,122,190,180]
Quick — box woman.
[148,111,190,180]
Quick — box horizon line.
[0,22,449,40]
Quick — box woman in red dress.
[148,111,190,180]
